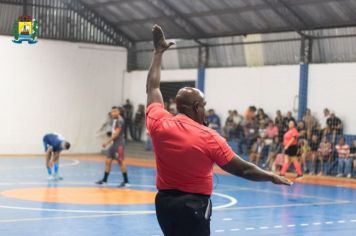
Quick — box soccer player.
[43,133,70,180]
[146,25,291,236]
[96,106,129,187]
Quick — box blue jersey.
[43,133,64,152]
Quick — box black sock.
[103,172,109,182]
[123,172,128,183]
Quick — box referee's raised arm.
[146,25,175,106]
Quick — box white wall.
[0,36,127,154]
[308,63,356,134]
[124,63,356,135]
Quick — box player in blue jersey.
[43,133,71,180]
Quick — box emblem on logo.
[12,16,38,44]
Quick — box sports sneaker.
[53,175,63,181]
[96,179,107,185]
[347,174,352,178]
[47,175,55,181]
[336,173,343,178]
[118,182,129,188]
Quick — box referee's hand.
[271,173,293,186]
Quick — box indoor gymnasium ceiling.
[81,0,356,42]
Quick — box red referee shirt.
[146,103,235,195]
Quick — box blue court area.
[0,156,356,236]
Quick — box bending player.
[96,106,129,187]
[43,133,71,180]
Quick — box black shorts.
[155,190,212,236]
[285,145,298,156]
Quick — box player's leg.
[96,145,115,185]
[280,154,291,176]
[45,151,53,179]
[52,152,63,180]
[117,145,129,187]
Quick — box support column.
[298,36,312,120]
[197,45,209,93]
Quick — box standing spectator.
[123,99,134,140]
[274,110,284,140]
[256,108,269,129]
[336,137,352,178]
[280,120,303,178]
[326,112,343,144]
[309,134,320,175]
[321,108,331,136]
[303,109,317,140]
[317,136,332,175]
[132,104,145,141]
[244,106,257,125]
[249,136,265,166]
[207,109,221,132]
[297,121,307,141]
[223,110,234,140]
[264,136,282,170]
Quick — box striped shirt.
[335,144,350,158]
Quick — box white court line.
[273,225,283,229]
[351,219,356,222]
[222,218,232,221]
[0,159,80,170]
[300,223,309,227]
[245,227,255,230]
[325,221,334,224]
[313,222,321,225]
[229,229,240,231]
[259,226,269,229]
[337,220,345,223]
[0,213,132,223]
[215,230,225,233]
[287,224,295,227]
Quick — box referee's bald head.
[176,87,206,125]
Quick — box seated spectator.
[232,110,243,126]
[308,134,320,175]
[303,108,317,140]
[298,139,310,174]
[316,136,332,176]
[326,112,343,144]
[264,136,282,170]
[207,109,221,132]
[249,136,265,166]
[230,110,244,141]
[264,120,279,146]
[243,105,257,125]
[311,122,322,141]
[336,137,352,178]
[297,121,308,141]
[349,140,356,178]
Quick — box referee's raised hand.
[152,24,175,54]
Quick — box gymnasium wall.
[124,63,356,135]
[0,35,127,154]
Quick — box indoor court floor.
[0,155,355,236]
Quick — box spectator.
[132,104,145,141]
[99,112,113,138]
[350,140,356,178]
[298,139,310,174]
[249,136,265,166]
[309,134,320,175]
[264,120,279,145]
[317,136,332,176]
[123,99,134,140]
[336,137,352,178]
[223,110,234,139]
[264,136,282,170]
[242,118,259,154]
[297,121,308,141]
[232,110,244,126]
[274,110,284,140]
[207,109,221,132]
[321,108,331,136]
[244,105,257,125]
[256,108,269,129]
[303,108,317,140]
[326,112,343,144]
[311,122,322,141]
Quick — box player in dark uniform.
[43,133,70,180]
[96,106,129,187]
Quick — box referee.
[146,25,292,236]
